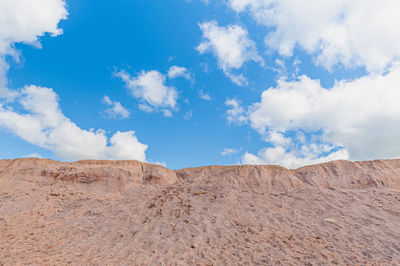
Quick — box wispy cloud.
[221,148,240,156]
[103,95,130,119]
[198,90,211,101]
[167,65,192,81]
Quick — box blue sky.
[1,0,400,169]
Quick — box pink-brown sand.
[1,158,400,265]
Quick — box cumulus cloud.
[223,0,400,167]
[235,64,400,167]
[228,0,400,72]
[115,70,178,117]
[0,86,147,161]
[0,0,67,54]
[0,0,148,162]
[0,0,68,98]
[243,146,349,169]
[167,65,192,80]
[197,21,263,85]
[103,95,130,119]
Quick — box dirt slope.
[1,158,400,265]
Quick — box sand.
[0,158,399,265]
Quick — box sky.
[1,0,400,169]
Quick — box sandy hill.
[0,158,400,265]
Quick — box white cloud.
[0,86,147,161]
[197,20,263,85]
[162,109,173,118]
[105,131,147,162]
[225,98,247,124]
[167,65,192,80]
[115,70,178,117]
[225,0,400,167]
[243,146,349,169]
[150,161,167,167]
[238,64,400,167]
[228,0,400,72]
[0,57,12,98]
[26,153,42,158]
[221,148,239,156]
[225,72,248,87]
[0,0,67,55]
[0,0,148,162]
[0,0,68,98]
[198,90,211,101]
[266,131,291,147]
[103,95,130,119]
[138,103,153,113]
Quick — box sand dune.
[1,158,400,264]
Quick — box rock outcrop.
[0,158,177,194]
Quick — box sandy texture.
[0,158,400,265]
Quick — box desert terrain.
[0,158,400,265]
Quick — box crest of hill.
[175,159,400,192]
[1,158,400,194]
[0,158,176,194]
